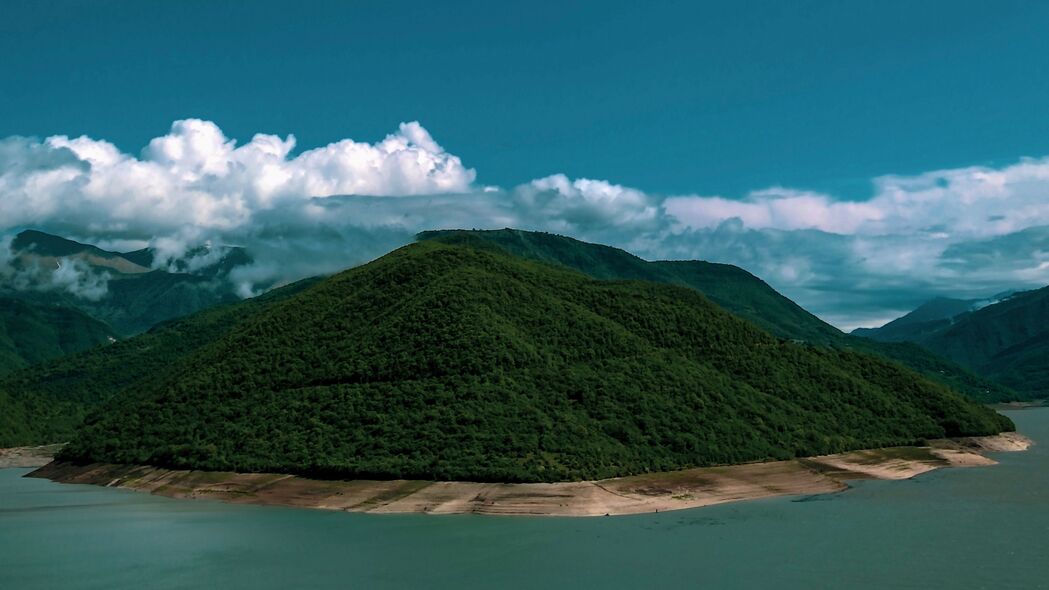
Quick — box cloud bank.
[3,118,1049,329]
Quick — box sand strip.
[0,444,65,468]
[27,433,1031,517]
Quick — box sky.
[2,0,1049,329]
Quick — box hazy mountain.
[852,292,1020,343]
[420,229,1017,403]
[3,230,251,335]
[917,287,1049,398]
[53,240,1009,482]
[850,288,1049,399]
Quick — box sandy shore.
[27,432,1031,517]
[0,444,65,468]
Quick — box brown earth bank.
[0,444,65,468]
[991,400,1048,411]
[26,433,1032,517]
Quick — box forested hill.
[419,228,843,343]
[419,229,1016,403]
[916,287,1049,399]
[0,277,323,447]
[0,297,116,376]
[61,240,1011,483]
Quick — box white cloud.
[0,119,476,237]
[3,118,1049,328]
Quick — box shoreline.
[24,432,1031,517]
[0,444,65,469]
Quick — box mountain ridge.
[419,229,1017,402]
[56,239,1011,483]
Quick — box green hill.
[851,297,981,342]
[0,277,321,447]
[58,241,1010,483]
[419,229,1016,402]
[916,287,1049,398]
[0,297,116,376]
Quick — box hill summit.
[62,239,1011,482]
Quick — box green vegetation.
[852,297,980,342]
[0,278,321,447]
[420,229,1016,402]
[0,297,115,376]
[58,241,1011,483]
[915,287,1049,399]
[851,288,1049,400]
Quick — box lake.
[2,409,1047,590]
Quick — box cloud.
[0,119,475,237]
[0,234,113,301]
[3,118,1049,329]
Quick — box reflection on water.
[1,409,1047,590]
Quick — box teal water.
[2,409,1047,590]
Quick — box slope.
[917,287,1049,398]
[0,297,116,376]
[60,241,1011,483]
[419,229,1016,402]
[852,297,981,342]
[0,277,322,447]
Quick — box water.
[2,409,1048,590]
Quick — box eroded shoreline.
[23,432,1031,517]
[0,444,65,469]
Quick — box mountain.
[0,297,116,376]
[419,229,1017,403]
[0,277,321,447]
[916,287,1049,398]
[420,229,843,344]
[56,240,1010,483]
[851,292,1019,343]
[4,230,250,335]
[849,288,1049,400]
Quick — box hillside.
[851,292,1019,343]
[917,287,1049,398]
[419,229,1016,402]
[852,297,981,342]
[0,297,115,376]
[0,277,321,447]
[4,230,249,335]
[59,241,1011,483]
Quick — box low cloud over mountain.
[3,119,1049,329]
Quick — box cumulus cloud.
[0,119,475,237]
[3,118,1049,329]
[654,157,1049,328]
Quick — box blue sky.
[3,0,1049,328]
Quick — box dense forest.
[60,241,1012,483]
[0,278,322,447]
[0,297,115,376]
[852,287,1049,400]
[419,229,1018,402]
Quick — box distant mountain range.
[3,230,251,337]
[852,292,1018,343]
[854,288,1049,399]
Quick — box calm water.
[2,409,1047,590]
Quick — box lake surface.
[2,409,1047,590]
